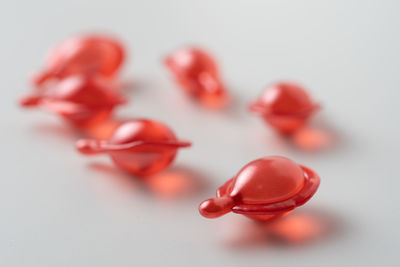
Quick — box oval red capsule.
[249,82,320,134]
[76,119,192,176]
[199,156,320,222]
[165,47,228,108]
[33,34,125,87]
[20,75,126,128]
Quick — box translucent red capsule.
[33,34,125,87]
[19,75,126,128]
[164,47,228,108]
[199,156,320,222]
[249,82,320,134]
[76,119,192,176]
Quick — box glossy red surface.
[249,82,319,134]
[76,119,192,176]
[33,34,124,87]
[19,75,126,128]
[164,47,227,107]
[199,156,320,222]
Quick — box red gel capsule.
[164,47,228,107]
[199,156,320,222]
[19,75,126,128]
[249,82,320,134]
[33,34,125,87]
[76,119,192,176]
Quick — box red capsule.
[76,119,192,176]
[33,34,125,87]
[199,156,320,222]
[19,75,126,128]
[249,82,320,134]
[164,47,228,108]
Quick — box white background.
[1,1,399,266]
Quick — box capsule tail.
[76,139,107,155]
[32,70,53,87]
[198,196,235,219]
[248,102,267,115]
[19,95,42,107]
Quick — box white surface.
[1,1,399,266]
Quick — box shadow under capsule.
[88,162,209,200]
[262,114,345,154]
[290,115,343,152]
[222,206,345,249]
[144,165,210,199]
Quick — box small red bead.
[164,47,228,108]
[33,34,125,87]
[76,119,192,176]
[19,75,126,128]
[249,82,320,134]
[199,156,320,222]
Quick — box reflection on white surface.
[220,207,344,249]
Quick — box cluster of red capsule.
[20,34,191,176]
[19,34,320,224]
[21,35,126,127]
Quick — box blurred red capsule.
[20,75,126,128]
[249,82,320,134]
[165,47,228,108]
[33,34,125,88]
[76,119,191,176]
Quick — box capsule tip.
[76,139,100,154]
[248,101,265,114]
[198,196,235,219]
[31,70,53,87]
[19,95,41,107]
[164,55,173,68]
[177,140,192,148]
